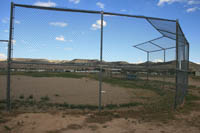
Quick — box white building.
[195,71,200,77]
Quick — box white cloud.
[132,60,144,64]
[69,0,80,4]
[0,53,6,59]
[1,18,9,23]
[157,0,185,6]
[186,7,199,12]
[56,35,66,42]
[4,30,8,32]
[96,2,105,9]
[64,47,73,51]
[158,0,200,6]
[91,20,107,30]
[188,0,200,5]
[55,35,73,42]
[49,22,68,27]
[120,9,127,12]
[33,1,56,7]
[1,18,20,24]
[157,0,200,13]
[15,20,21,24]
[153,59,163,63]
[104,14,116,17]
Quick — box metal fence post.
[164,50,166,64]
[147,52,149,81]
[186,42,189,102]
[163,49,166,89]
[187,42,189,91]
[182,40,186,104]
[98,11,104,112]
[174,19,179,110]
[7,2,14,111]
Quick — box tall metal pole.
[7,2,14,111]
[188,43,189,72]
[164,50,166,63]
[182,41,186,104]
[147,52,149,81]
[181,39,187,105]
[163,49,166,89]
[174,19,179,110]
[98,11,104,112]
[186,42,189,99]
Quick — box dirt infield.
[0,75,157,105]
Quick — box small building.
[126,74,137,80]
[107,68,122,74]
[195,71,200,77]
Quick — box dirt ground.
[0,75,200,133]
[0,75,157,105]
[0,110,200,133]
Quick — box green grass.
[185,93,200,101]
[100,77,173,96]
[1,71,198,122]
[0,98,143,111]
[176,93,200,114]
[19,94,25,99]
[1,71,174,95]
[28,94,34,99]
[1,71,175,97]
[1,92,199,123]
[0,71,199,124]
[40,95,50,102]
[0,71,176,112]
[0,71,87,79]
[4,125,12,131]
[191,76,200,81]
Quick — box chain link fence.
[0,41,8,105]
[0,3,189,111]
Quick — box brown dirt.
[0,75,200,133]
[0,111,200,133]
[0,75,157,105]
[189,77,200,87]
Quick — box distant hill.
[0,58,199,72]
[189,62,200,71]
[70,59,99,64]
[109,61,129,65]
[12,58,50,63]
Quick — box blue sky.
[0,0,199,63]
